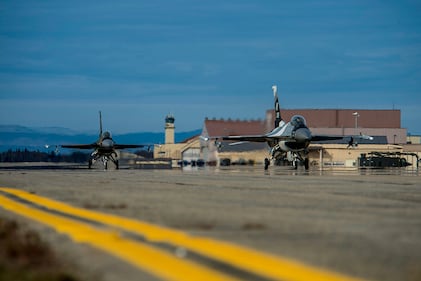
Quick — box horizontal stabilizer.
[228,141,250,146]
[359,134,374,140]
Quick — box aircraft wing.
[61,144,97,149]
[224,133,373,143]
[311,134,374,142]
[114,144,146,149]
[223,135,289,142]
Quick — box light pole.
[352,112,360,133]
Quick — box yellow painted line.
[0,187,368,281]
[0,193,242,281]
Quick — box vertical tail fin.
[272,85,282,128]
[99,111,103,138]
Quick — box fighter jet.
[222,85,373,170]
[61,111,146,169]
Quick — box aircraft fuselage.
[267,115,312,152]
[97,137,115,155]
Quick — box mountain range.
[0,125,202,152]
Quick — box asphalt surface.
[0,164,420,281]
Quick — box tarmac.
[0,164,420,281]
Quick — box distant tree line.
[0,149,89,163]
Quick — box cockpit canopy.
[102,131,112,139]
[290,115,307,128]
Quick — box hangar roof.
[203,118,265,138]
[266,109,401,129]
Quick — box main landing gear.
[293,157,309,170]
[265,151,310,170]
[264,158,270,170]
[88,153,119,170]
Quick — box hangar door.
[182,148,200,162]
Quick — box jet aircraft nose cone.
[295,128,312,143]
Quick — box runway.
[0,165,420,281]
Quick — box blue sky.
[1,0,420,134]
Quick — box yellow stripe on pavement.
[0,187,368,281]
[0,193,242,281]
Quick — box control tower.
[165,114,175,144]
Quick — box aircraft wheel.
[264,158,270,170]
[88,159,92,169]
[105,162,108,170]
[116,160,119,170]
[304,158,309,170]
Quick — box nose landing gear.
[88,152,119,170]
